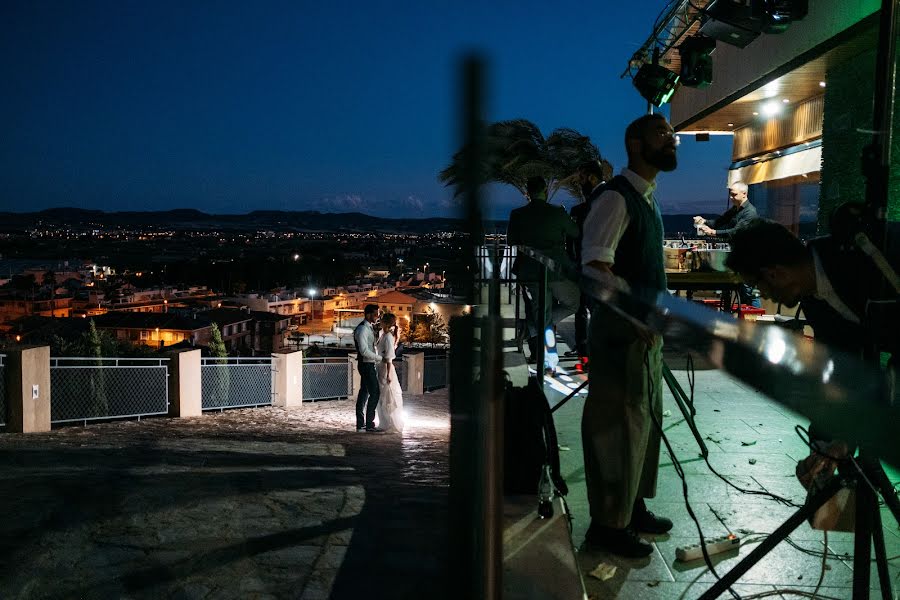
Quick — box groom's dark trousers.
[356,361,380,429]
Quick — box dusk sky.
[1,1,734,220]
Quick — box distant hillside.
[0,207,815,238]
[0,207,504,234]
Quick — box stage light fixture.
[633,63,680,107]
[678,35,716,88]
[755,0,808,34]
[699,0,807,46]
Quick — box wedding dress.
[376,331,405,433]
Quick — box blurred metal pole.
[448,55,502,600]
[536,264,547,375]
[866,0,898,248]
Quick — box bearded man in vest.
[579,114,677,557]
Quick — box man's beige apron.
[582,307,663,529]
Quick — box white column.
[273,349,303,408]
[403,351,424,395]
[167,349,202,417]
[5,346,51,433]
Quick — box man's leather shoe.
[630,501,673,535]
[584,524,653,558]
[365,426,385,433]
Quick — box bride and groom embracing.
[352,304,405,433]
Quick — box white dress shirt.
[353,320,381,362]
[581,168,658,281]
[811,248,860,324]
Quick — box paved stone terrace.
[2,348,899,600]
[549,348,900,600]
[0,392,451,599]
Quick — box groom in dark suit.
[353,304,383,432]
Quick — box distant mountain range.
[0,206,736,236]
[0,207,480,234]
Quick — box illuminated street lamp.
[308,288,317,323]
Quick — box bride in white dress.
[376,313,405,433]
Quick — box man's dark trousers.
[356,361,380,429]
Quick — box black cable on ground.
[685,354,803,508]
[645,349,742,600]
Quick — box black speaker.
[699,0,761,48]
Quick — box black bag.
[503,376,568,496]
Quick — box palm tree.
[438,119,607,202]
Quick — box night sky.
[1,1,734,220]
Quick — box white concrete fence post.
[272,349,303,408]
[348,353,361,399]
[5,345,51,433]
[166,348,202,418]
[403,351,424,395]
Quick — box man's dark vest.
[588,175,667,292]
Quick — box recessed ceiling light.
[819,81,826,87]
[727,123,734,127]
[762,101,782,117]
[782,98,790,103]
[752,111,759,116]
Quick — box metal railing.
[201,357,274,410]
[50,357,169,424]
[424,354,448,390]
[475,243,518,304]
[302,356,353,401]
[0,354,6,427]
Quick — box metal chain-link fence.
[302,357,352,401]
[424,355,448,391]
[201,357,274,410]
[50,357,169,424]
[0,354,6,427]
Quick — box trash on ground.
[588,562,617,581]
[748,458,757,465]
[741,440,757,447]
[662,409,672,417]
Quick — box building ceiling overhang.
[674,21,878,134]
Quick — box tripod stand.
[550,358,708,456]
[699,454,900,599]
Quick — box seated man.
[725,219,874,355]
[725,219,897,486]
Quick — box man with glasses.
[579,114,677,557]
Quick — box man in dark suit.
[508,176,580,362]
